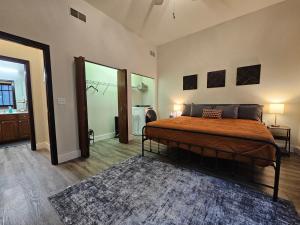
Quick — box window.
[0,80,16,108]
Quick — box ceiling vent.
[70,8,86,23]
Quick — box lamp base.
[270,124,280,127]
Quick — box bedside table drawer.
[272,135,289,141]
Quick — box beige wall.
[157,0,300,147]
[0,0,157,162]
[0,40,50,148]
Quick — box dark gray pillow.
[238,105,263,121]
[191,104,212,117]
[181,104,191,116]
[215,105,239,119]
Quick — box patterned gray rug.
[49,156,300,225]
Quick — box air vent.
[70,8,86,22]
[150,50,156,58]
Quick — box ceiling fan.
[152,0,199,19]
[152,0,199,5]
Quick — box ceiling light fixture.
[154,0,199,20]
[0,67,18,74]
[172,0,176,19]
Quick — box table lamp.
[173,104,182,117]
[269,103,284,127]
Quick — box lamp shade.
[173,104,182,112]
[269,104,284,114]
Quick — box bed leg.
[142,139,145,157]
[166,141,170,156]
[273,147,281,202]
[215,150,219,170]
[142,127,145,157]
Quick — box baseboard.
[94,132,115,142]
[129,134,134,141]
[58,150,81,163]
[36,142,50,151]
[293,145,300,154]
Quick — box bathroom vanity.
[0,112,30,143]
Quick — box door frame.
[117,69,129,144]
[75,57,129,158]
[0,31,58,165]
[0,55,36,150]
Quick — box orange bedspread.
[145,116,276,166]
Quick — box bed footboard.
[141,126,281,202]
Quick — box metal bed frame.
[141,126,281,202]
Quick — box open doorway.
[0,31,58,165]
[0,55,36,149]
[131,73,156,136]
[75,57,129,158]
[86,62,118,144]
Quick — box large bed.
[142,104,281,201]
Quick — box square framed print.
[183,74,197,90]
[207,70,226,88]
[236,64,261,86]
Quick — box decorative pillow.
[202,109,222,119]
[181,104,192,116]
[215,105,239,119]
[191,104,212,117]
[238,105,263,121]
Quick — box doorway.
[0,31,58,165]
[131,73,156,136]
[75,57,129,158]
[0,55,36,150]
[86,62,118,144]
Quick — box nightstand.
[267,125,291,156]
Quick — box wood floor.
[0,138,299,225]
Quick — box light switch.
[57,97,66,105]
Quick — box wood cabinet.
[18,119,31,139]
[0,113,30,143]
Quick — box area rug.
[49,156,300,225]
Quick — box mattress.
[145,116,276,167]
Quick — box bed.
[141,104,281,201]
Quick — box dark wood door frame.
[75,57,129,157]
[75,56,89,158]
[0,55,36,150]
[117,69,129,144]
[0,31,58,165]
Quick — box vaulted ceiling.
[84,0,286,46]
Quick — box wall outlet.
[57,97,66,105]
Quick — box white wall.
[0,0,157,162]
[14,74,27,110]
[86,62,118,141]
[141,76,155,107]
[131,74,143,107]
[0,40,50,149]
[157,0,300,147]
[131,74,155,107]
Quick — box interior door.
[117,69,129,144]
[75,56,89,158]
